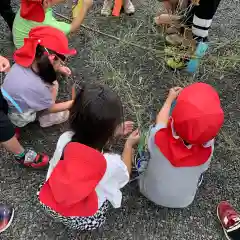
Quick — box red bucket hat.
[39,142,107,217]
[155,83,224,167]
[14,26,76,67]
[20,0,45,22]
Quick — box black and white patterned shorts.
[37,188,109,231]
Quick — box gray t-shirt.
[2,64,53,113]
[139,123,213,208]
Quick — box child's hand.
[0,56,10,72]
[58,66,72,76]
[167,87,182,102]
[125,129,140,147]
[115,121,134,137]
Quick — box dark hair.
[70,84,123,151]
[34,45,65,85]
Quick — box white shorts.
[8,110,37,127]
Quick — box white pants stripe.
[193,15,213,28]
[192,26,209,38]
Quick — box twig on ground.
[54,11,240,63]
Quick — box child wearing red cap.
[12,0,93,49]
[2,26,76,128]
[138,83,224,208]
[38,83,140,230]
[0,55,49,168]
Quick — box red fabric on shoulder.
[154,83,224,167]
[20,0,45,22]
[155,120,212,167]
[39,142,107,217]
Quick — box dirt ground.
[0,0,240,239]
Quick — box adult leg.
[191,0,221,41]
[0,0,15,30]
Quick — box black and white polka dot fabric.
[37,188,109,231]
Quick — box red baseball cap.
[155,83,224,167]
[172,82,224,144]
[39,142,107,217]
[20,0,45,22]
[14,26,76,67]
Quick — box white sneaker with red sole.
[217,201,240,240]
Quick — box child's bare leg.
[70,0,93,32]
[178,0,189,11]
[1,136,24,155]
[163,1,174,13]
[1,136,49,168]
[155,13,181,26]
[79,0,93,20]
[0,98,49,168]
[38,81,69,128]
[155,0,189,26]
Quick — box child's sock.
[14,151,26,160]
[14,150,37,163]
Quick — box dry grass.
[54,0,240,155]
[0,1,239,239]
[1,0,239,155]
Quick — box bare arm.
[51,81,59,103]
[122,143,134,175]
[70,0,93,33]
[156,87,183,125]
[122,129,140,175]
[156,97,173,125]
[48,100,74,113]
